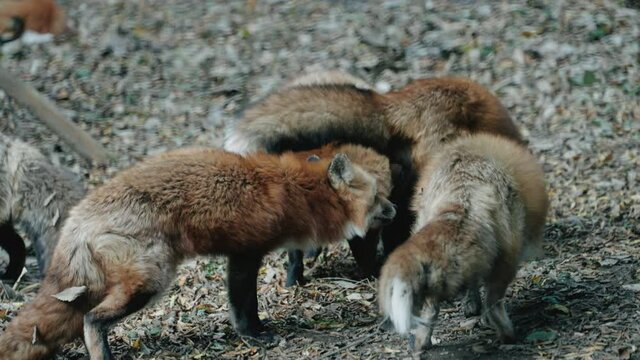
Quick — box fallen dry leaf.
[52,286,87,302]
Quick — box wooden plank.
[0,66,111,165]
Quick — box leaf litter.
[0,0,639,359]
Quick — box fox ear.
[328,153,354,188]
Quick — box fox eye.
[307,155,320,162]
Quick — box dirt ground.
[1,0,639,359]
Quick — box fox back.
[383,77,524,170]
[411,134,548,256]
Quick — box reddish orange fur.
[380,77,523,169]
[0,0,65,35]
[0,267,84,359]
[225,72,526,273]
[0,143,391,359]
[379,134,548,349]
[293,142,393,198]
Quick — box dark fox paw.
[236,319,278,345]
[379,317,395,332]
[500,333,516,345]
[462,298,481,317]
[285,275,307,288]
[240,329,278,346]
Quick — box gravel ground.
[1,0,639,359]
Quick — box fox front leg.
[285,249,306,287]
[381,190,414,258]
[347,228,382,277]
[0,221,26,283]
[227,252,274,340]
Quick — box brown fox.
[0,144,395,359]
[0,132,85,282]
[0,0,65,44]
[224,72,523,280]
[378,134,548,351]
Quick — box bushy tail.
[0,279,85,360]
[379,245,424,335]
[383,276,415,334]
[379,217,466,335]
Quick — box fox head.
[327,153,396,238]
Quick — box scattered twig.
[240,335,268,360]
[18,282,40,294]
[317,331,378,360]
[11,267,27,291]
[0,279,23,301]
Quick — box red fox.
[0,144,395,359]
[224,71,523,281]
[378,134,548,351]
[0,0,65,44]
[0,132,85,282]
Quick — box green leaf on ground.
[526,330,557,343]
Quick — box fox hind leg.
[81,234,175,358]
[412,300,440,352]
[463,283,482,317]
[84,285,160,360]
[483,269,516,343]
[484,297,515,344]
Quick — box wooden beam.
[0,66,111,165]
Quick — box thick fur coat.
[378,134,548,351]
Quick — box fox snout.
[375,197,396,225]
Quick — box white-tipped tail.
[387,277,413,334]
[223,130,257,155]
